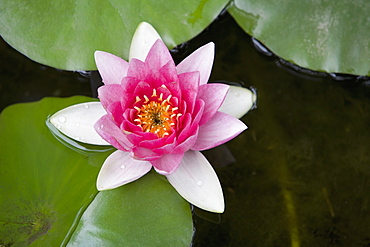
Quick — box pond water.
[1,12,370,247]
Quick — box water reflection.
[46,117,113,156]
[251,37,274,57]
[190,12,370,247]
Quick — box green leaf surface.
[0,0,228,70]
[0,96,110,246]
[228,0,370,76]
[68,172,193,247]
[0,97,193,246]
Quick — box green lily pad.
[0,97,193,246]
[68,172,193,247]
[0,96,109,246]
[0,0,228,71]
[228,0,370,76]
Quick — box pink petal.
[126,58,149,81]
[121,116,144,134]
[97,84,125,109]
[159,60,179,85]
[97,150,152,190]
[139,67,176,92]
[94,51,129,85]
[50,102,109,145]
[192,99,205,125]
[152,141,176,154]
[196,83,229,125]
[95,115,133,151]
[172,127,199,154]
[192,111,247,151]
[176,100,203,144]
[156,83,175,101]
[178,71,200,111]
[138,136,169,150]
[132,81,153,98]
[166,150,224,213]
[106,101,125,125]
[145,40,174,70]
[131,146,162,161]
[129,22,161,61]
[124,129,155,144]
[152,153,184,175]
[177,42,214,85]
[158,61,181,96]
[177,113,192,141]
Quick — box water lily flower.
[50,22,256,213]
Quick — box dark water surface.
[1,12,370,247]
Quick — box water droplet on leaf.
[197,180,203,186]
[58,116,66,123]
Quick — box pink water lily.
[50,22,256,213]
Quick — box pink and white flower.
[51,22,256,213]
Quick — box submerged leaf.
[229,0,370,76]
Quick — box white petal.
[97,150,152,190]
[50,102,109,145]
[129,22,161,61]
[218,86,257,119]
[166,150,224,213]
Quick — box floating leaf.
[0,96,109,246]
[68,172,193,247]
[228,0,370,76]
[0,0,228,70]
[0,97,193,246]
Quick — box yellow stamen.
[134,94,178,138]
[152,89,157,97]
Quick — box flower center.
[134,88,181,138]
